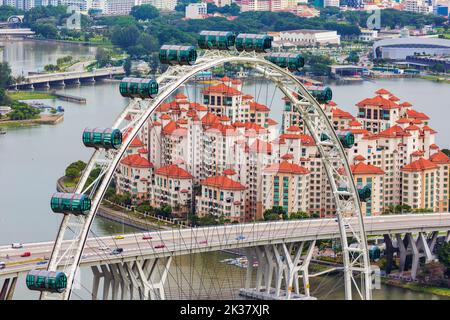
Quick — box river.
[0,39,449,300]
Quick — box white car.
[11,243,23,249]
[0,262,5,269]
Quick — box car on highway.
[114,235,125,240]
[98,246,110,251]
[154,244,165,249]
[21,252,31,257]
[235,235,246,241]
[11,243,23,249]
[36,261,47,265]
[110,248,123,255]
[142,235,153,240]
[0,262,5,269]
[198,240,208,245]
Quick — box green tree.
[438,242,450,273]
[34,23,58,39]
[124,58,132,76]
[0,62,12,89]
[110,25,140,49]
[65,160,87,179]
[130,4,159,21]
[264,206,288,221]
[95,47,112,67]
[289,211,310,220]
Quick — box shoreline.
[382,278,450,298]
[0,114,64,127]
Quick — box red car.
[198,240,208,245]
[154,244,165,249]
[142,235,153,240]
[21,252,31,257]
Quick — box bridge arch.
[44,51,372,301]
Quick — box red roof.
[400,102,412,107]
[349,119,362,127]
[207,123,237,136]
[223,168,236,175]
[430,144,439,150]
[406,109,429,120]
[377,125,411,138]
[286,125,301,132]
[202,83,242,96]
[404,125,420,131]
[354,155,366,161]
[155,164,193,179]
[266,118,278,126]
[120,154,153,168]
[249,101,270,112]
[422,125,437,134]
[264,161,309,175]
[175,93,187,99]
[356,95,399,110]
[279,133,315,146]
[351,162,384,175]
[201,176,246,191]
[282,153,294,160]
[375,88,392,95]
[401,158,438,172]
[411,150,425,157]
[332,108,353,119]
[130,137,144,148]
[248,139,272,154]
[430,151,450,164]
[201,112,220,126]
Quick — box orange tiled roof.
[375,88,391,95]
[202,83,242,96]
[249,101,270,112]
[155,164,193,179]
[349,119,362,127]
[356,95,399,110]
[354,155,366,161]
[223,168,237,175]
[430,144,439,150]
[175,93,187,99]
[248,139,272,154]
[406,109,429,120]
[377,125,411,138]
[201,175,246,191]
[120,154,153,168]
[279,133,315,146]
[264,161,310,175]
[430,151,450,164]
[351,162,385,175]
[201,112,220,126]
[266,118,278,126]
[130,137,144,148]
[332,108,353,119]
[401,158,438,172]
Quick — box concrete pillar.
[406,234,419,280]
[91,266,101,300]
[244,248,254,289]
[396,234,407,273]
[383,234,394,274]
[417,232,433,262]
[100,264,112,300]
[428,231,439,253]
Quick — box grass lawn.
[383,279,450,297]
[7,91,56,101]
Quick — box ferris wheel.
[25,31,372,301]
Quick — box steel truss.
[44,49,372,300]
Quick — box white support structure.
[0,276,17,301]
[43,49,371,300]
[90,257,172,300]
[240,241,317,300]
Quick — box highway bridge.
[1,213,449,300]
[9,67,125,90]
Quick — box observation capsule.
[198,31,235,50]
[50,193,91,215]
[357,184,372,202]
[119,77,159,99]
[235,33,273,52]
[320,131,355,149]
[26,270,67,293]
[337,183,372,202]
[265,52,305,72]
[159,45,197,66]
[82,127,122,150]
[304,86,333,104]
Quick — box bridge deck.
[1,213,449,277]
